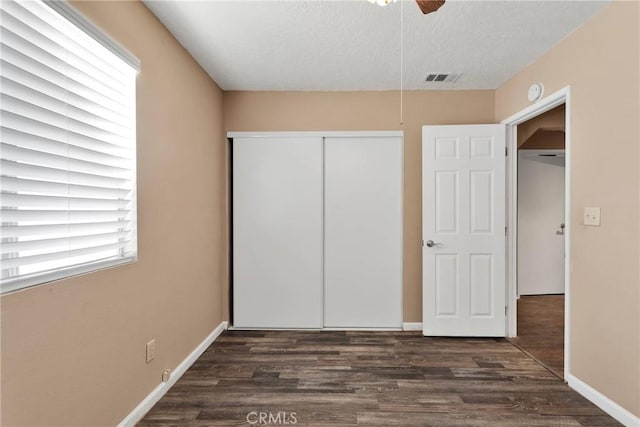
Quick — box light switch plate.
[584,207,601,226]
[146,339,156,363]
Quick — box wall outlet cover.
[584,207,601,226]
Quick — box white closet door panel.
[233,137,323,328]
[324,137,403,328]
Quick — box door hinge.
[505,147,508,156]
[505,306,508,316]
[421,239,425,247]
[505,226,508,236]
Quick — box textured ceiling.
[144,0,609,91]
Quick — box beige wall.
[224,90,495,322]
[0,2,227,425]
[496,1,640,417]
[519,129,565,150]
[517,104,565,147]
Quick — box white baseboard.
[402,322,422,331]
[322,327,402,331]
[117,321,228,427]
[229,326,403,331]
[567,373,640,427]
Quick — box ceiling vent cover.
[425,73,462,83]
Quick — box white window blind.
[0,0,139,294]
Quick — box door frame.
[501,86,571,378]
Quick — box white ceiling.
[143,0,608,91]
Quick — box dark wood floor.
[509,295,565,378]
[139,330,619,426]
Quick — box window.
[0,0,139,293]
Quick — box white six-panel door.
[324,137,403,328]
[422,125,506,336]
[233,137,324,328]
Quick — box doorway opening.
[503,87,571,380]
[510,105,566,378]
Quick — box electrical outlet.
[146,339,156,363]
[584,207,601,226]
[162,369,171,382]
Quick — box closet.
[231,132,403,329]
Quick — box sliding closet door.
[233,137,323,328]
[324,137,403,328]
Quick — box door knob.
[426,240,442,248]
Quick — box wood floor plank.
[137,330,619,427]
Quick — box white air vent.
[425,73,462,83]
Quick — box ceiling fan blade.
[416,0,445,15]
